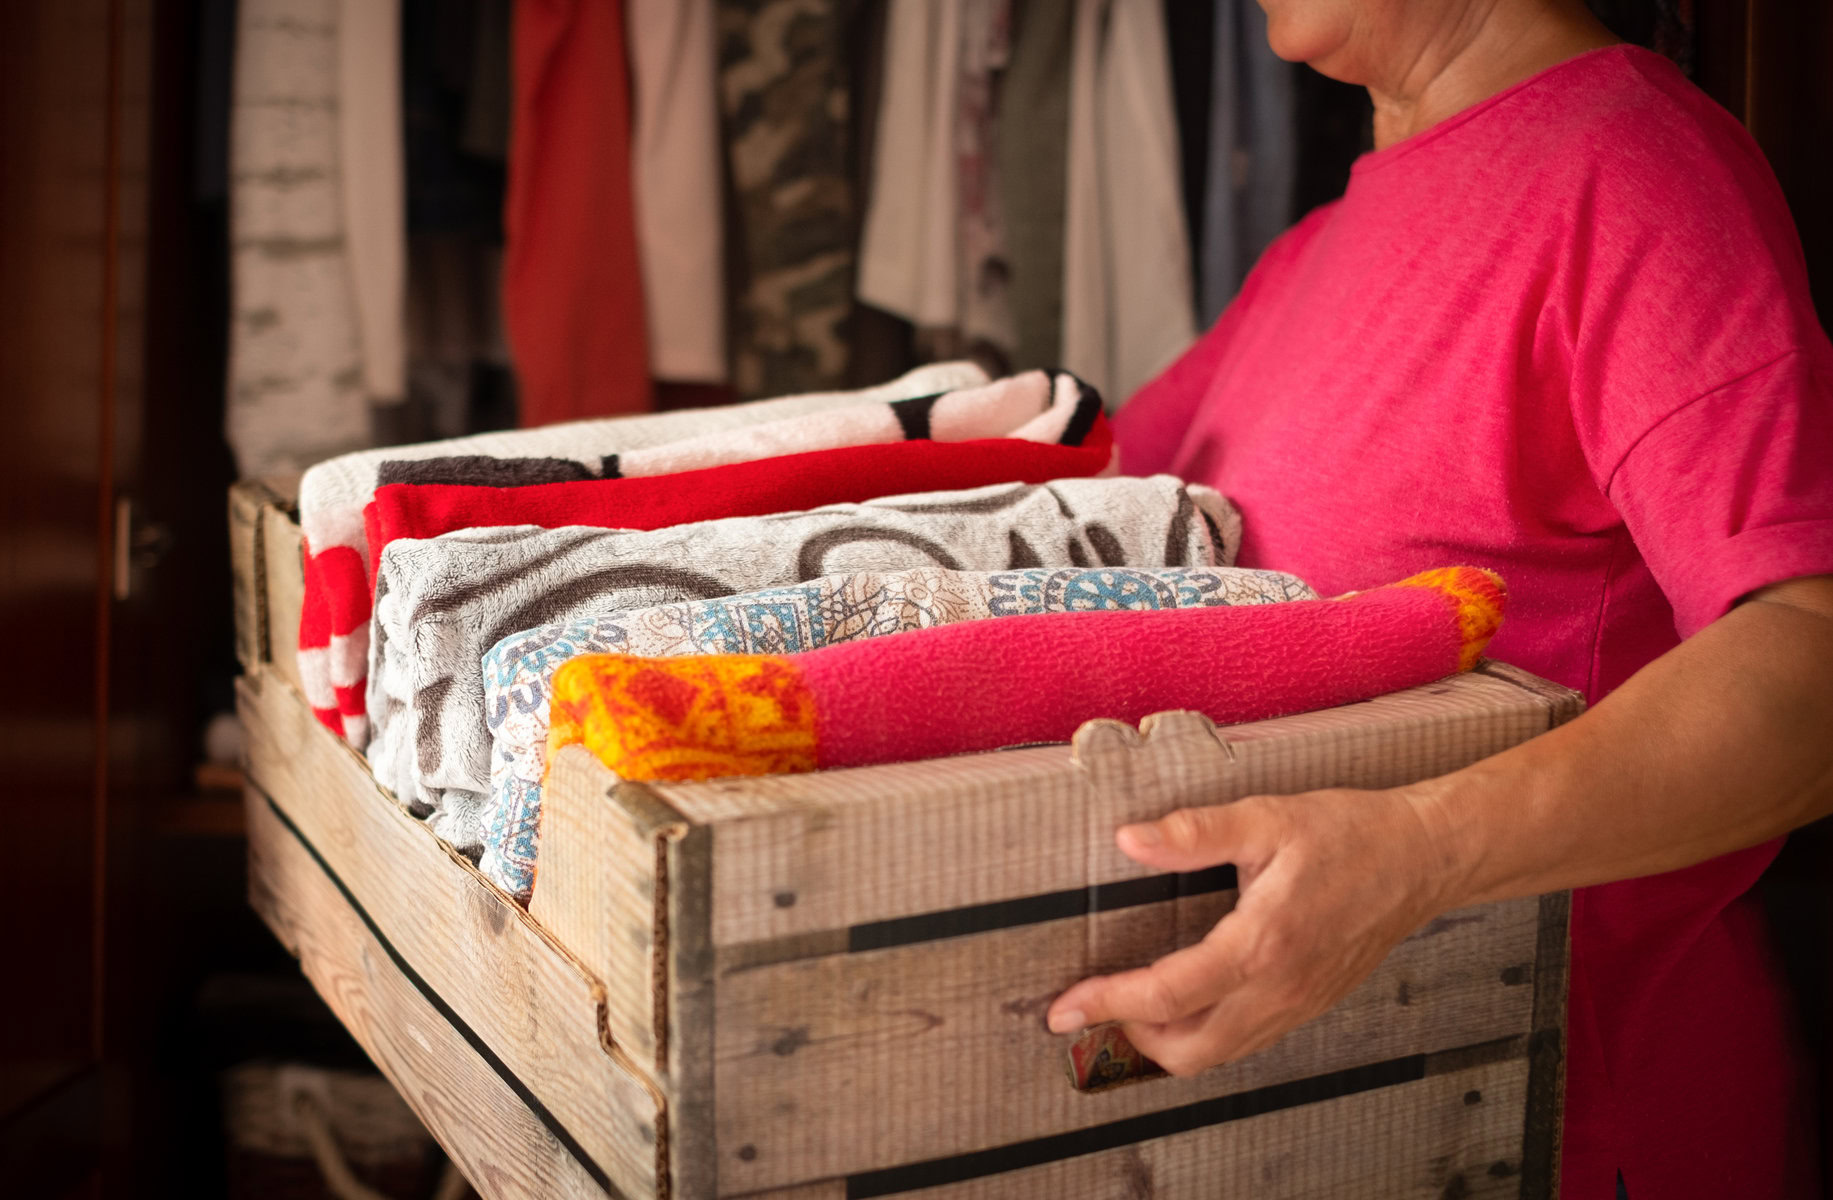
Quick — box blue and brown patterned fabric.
[478,564,1316,900]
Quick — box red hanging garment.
[505,0,653,426]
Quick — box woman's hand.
[1045,785,1463,1077]
[1044,576,1833,1079]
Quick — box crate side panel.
[261,502,307,696]
[238,670,662,1197]
[886,1057,1529,1200]
[530,748,674,1072]
[666,822,718,1200]
[246,790,633,1200]
[711,894,1538,1192]
[229,480,278,672]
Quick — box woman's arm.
[1045,574,1833,1076]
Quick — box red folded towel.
[548,567,1507,782]
[362,421,1116,599]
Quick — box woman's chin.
[1262,7,1361,79]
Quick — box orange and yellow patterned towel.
[547,566,1506,784]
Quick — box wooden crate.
[232,480,1578,1199]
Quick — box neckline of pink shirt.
[1351,42,1656,178]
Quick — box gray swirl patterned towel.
[366,475,1242,858]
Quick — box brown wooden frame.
[232,480,1577,1199]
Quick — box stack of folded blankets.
[294,363,1507,903]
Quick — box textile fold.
[297,361,990,743]
[548,566,1507,781]
[504,0,652,426]
[481,565,1316,898]
[367,475,1241,853]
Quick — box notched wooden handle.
[1071,709,1238,815]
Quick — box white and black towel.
[371,367,1105,487]
[296,360,991,744]
[367,474,1242,855]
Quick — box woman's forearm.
[1417,575,1833,909]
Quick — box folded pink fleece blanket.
[547,567,1507,782]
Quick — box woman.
[1045,1,1833,1196]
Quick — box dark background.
[1,0,1827,1195]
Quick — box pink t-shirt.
[1117,46,1832,1200]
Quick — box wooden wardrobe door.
[0,0,144,1194]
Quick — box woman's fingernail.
[1122,823,1161,847]
[1048,1009,1085,1034]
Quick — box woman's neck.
[1366,3,1621,149]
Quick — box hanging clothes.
[954,0,1017,366]
[1201,0,1296,323]
[627,0,728,383]
[1061,0,1199,409]
[504,0,653,426]
[397,0,514,443]
[1162,0,1215,289]
[998,0,1074,372]
[338,0,407,409]
[856,0,1016,370]
[227,0,373,478]
[717,0,858,398]
[856,0,964,331]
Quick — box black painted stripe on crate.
[258,791,626,1200]
[846,864,1238,953]
[844,1053,1428,1198]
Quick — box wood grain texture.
[721,1059,1531,1199]
[711,894,1539,1192]
[665,822,718,1200]
[238,669,663,1199]
[888,1057,1528,1200]
[680,669,1579,949]
[246,790,617,1200]
[1521,889,1572,1197]
[530,752,680,1074]
[261,503,306,696]
[228,479,280,672]
[725,1186,844,1200]
[1475,660,1586,726]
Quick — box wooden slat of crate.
[262,501,308,697]
[246,790,618,1200]
[228,479,279,671]
[708,895,1539,1192]
[639,669,1580,949]
[531,748,683,1074]
[730,1056,1529,1199]
[229,476,307,695]
[525,753,721,1195]
[535,702,1568,1195]
[238,668,664,1199]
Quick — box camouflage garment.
[717,0,860,397]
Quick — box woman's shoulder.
[1528,47,1788,226]
[1490,46,1813,342]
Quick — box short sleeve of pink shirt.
[1117,45,1831,1200]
